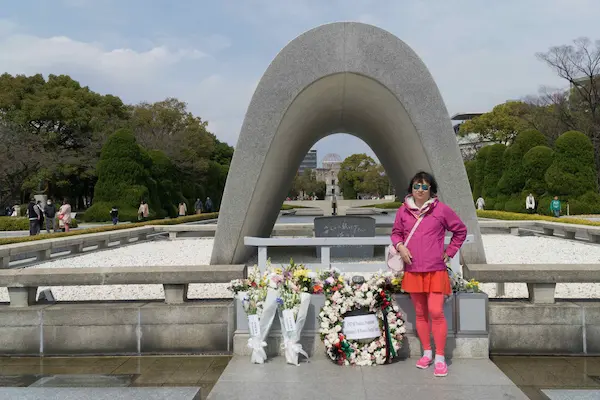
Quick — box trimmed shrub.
[0,213,218,245]
[523,145,554,197]
[504,194,526,213]
[87,129,154,221]
[464,160,476,197]
[475,210,600,227]
[568,191,600,215]
[497,130,547,195]
[545,131,598,198]
[483,144,506,198]
[0,217,78,231]
[473,146,490,199]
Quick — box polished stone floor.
[0,355,230,399]
[492,356,600,400]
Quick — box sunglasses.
[412,183,430,191]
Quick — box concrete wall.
[2,298,598,356]
[489,300,600,355]
[0,300,234,356]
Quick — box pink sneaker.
[434,361,448,377]
[415,356,432,369]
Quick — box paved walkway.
[208,357,528,399]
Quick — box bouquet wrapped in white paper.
[276,261,321,365]
[278,290,311,365]
[228,266,280,364]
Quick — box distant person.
[205,197,213,213]
[331,194,338,216]
[58,199,72,232]
[195,198,203,215]
[550,196,561,218]
[44,199,57,233]
[525,193,536,214]
[11,204,19,217]
[475,196,485,210]
[110,206,119,225]
[138,201,149,221]
[178,202,187,217]
[27,198,41,236]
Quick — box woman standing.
[58,199,72,232]
[391,171,467,377]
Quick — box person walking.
[205,197,213,213]
[331,194,338,216]
[525,193,536,214]
[195,198,203,215]
[475,196,485,210]
[110,206,119,225]
[27,198,41,236]
[550,196,561,218]
[58,199,72,232]
[391,171,467,377]
[178,201,187,217]
[44,199,57,233]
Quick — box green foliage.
[473,146,490,199]
[497,130,547,195]
[0,213,218,245]
[0,217,78,231]
[93,129,151,207]
[337,154,391,199]
[483,144,506,198]
[458,101,529,144]
[523,146,554,196]
[475,210,600,226]
[545,131,598,197]
[464,161,476,195]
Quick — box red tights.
[410,293,446,356]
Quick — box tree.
[338,154,379,199]
[473,146,490,199]
[545,130,598,198]
[523,145,554,196]
[0,73,129,207]
[84,129,153,221]
[537,37,600,185]
[482,144,506,198]
[497,130,547,195]
[458,102,529,145]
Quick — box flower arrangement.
[227,264,280,364]
[447,266,481,293]
[319,273,406,366]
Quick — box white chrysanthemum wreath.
[318,269,406,366]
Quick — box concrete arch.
[211,22,486,265]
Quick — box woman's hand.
[442,253,449,263]
[396,243,413,264]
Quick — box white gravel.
[1,234,599,302]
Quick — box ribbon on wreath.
[281,339,309,366]
[334,333,354,362]
[247,336,268,364]
[379,290,397,364]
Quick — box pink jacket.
[391,196,467,273]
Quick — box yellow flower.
[275,268,282,274]
[391,278,401,286]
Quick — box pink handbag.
[387,215,424,273]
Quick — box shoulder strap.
[404,215,424,246]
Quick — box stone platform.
[0,387,201,399]
[208,356,528,399]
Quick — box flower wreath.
[318,270,406,366]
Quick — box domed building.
[316,153,342,199]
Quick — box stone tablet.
[314,216,376,258]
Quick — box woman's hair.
[407,171,438,195]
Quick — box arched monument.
[211,22,486,265]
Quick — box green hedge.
[476,209,600,227]
[0,213,218,245]
[0,217,79,231]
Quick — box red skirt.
[401,270,452,295]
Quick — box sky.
[2,0,600,166]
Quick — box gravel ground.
[1,234,599,302]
